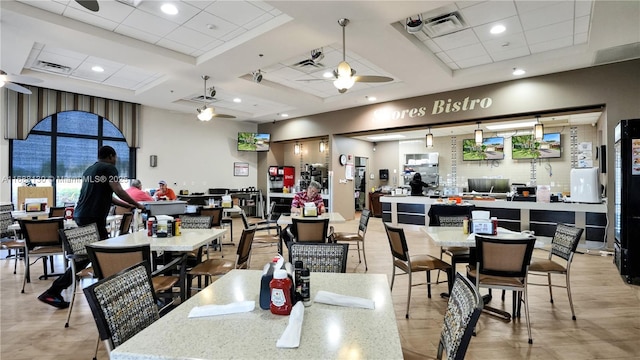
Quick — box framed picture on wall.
[234,162,249,176]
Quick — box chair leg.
[523,286,533,344]
[390,266,396,290]
[93,335,100,360]
[65,272,77,328]
[565,270,576,320]
[426,271,432,299]
[360,240,368,271]
[406,271,412,319]
[355,241,362,263]
[547,273,554,303]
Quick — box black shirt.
[409,179,429,196]
[74,161,119,220]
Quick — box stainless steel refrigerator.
[614,119,640,284]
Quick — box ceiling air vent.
[33,60,72,74]
[422,11,468,38]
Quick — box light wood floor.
[2,215,640,359]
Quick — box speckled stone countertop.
[110,269,402,360]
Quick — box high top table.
[109,269,402,360]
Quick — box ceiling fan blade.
[354,75,393,83]
[3,74,43,85]
[76,0,99,12]
[4,82,32,95]
[212,113,236,119]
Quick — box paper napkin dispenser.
[302,202,317,217]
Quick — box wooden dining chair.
[83,261,160,358]
[528,223,584,320]
[197,208,224,252]
[115,212,133,236]
[59,223,100,328]
[18,217,65,293]
[48,206,66,218]
[240,208,281,254]
[178,215,214,261]
[384,222,453,318]
[332,209,370,270]
[187,226,256,296]
[289,242,349,273]
[467,235,536,344]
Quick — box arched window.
[10,111,134,208]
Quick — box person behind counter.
[154,180,177,201]
[409,173,429,196]
[290,180,325,215]
[126,179,154,202]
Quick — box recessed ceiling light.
[366,134,406,141]
[281,113,289,117]
[233,98,241,103]
[490,24,506,34]
[512,68,526,76]
[366,96,376,102]
[161,4,178,15]
[91,66,104,72]
[322,71,334,78]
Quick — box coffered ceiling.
[1,1,638,125]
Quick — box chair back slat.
[86,244,151,279]
[117,213,134,236]
[551,224,584,261]
[199,208,222,227]
[48,207,66,218]
[384,223,409,262]
[475,235,535,278]
[290,243,349,273]
[83,262,159,351]
[19,218,64,248]
[60,223,100,256]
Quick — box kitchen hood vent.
[32,60,72,74]
[422,11,468,38]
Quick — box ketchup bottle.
[270,269,293,315]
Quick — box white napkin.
[188,300,255,318]
[314,290,375,309]
[276,302,305,348]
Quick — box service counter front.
[380,196,607,243]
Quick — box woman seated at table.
[291,181,325,215]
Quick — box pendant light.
[533,116,544,141]
[474,122,483,146]
[319,140,326,153]
[425,127,434,148]
[294,143,301,155]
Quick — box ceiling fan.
[0,70,43,95]
[293,48,325,68]
[196,75,236,121]
[332,18,393,93]
[75,0,99,12]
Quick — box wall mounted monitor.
[237,132,270,152]
[512,133,561,159]
[462,137,505,161]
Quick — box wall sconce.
[319,140,326,153]
[425,127,434,148]
[372,142,377,152]
[150,155,157,167]
[533,116,544,141]
[294,143,301,155]
[474,122,483,146]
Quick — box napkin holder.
[221,195,232,208]
[259,261,294,310]
[302,203,317,217]
[471,210,493,235]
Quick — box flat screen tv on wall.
[462,137,505,161]
[237,132,270,152]
[512,133,561,159]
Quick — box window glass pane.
[57,138,98,177]
[103,119,125,139]
[32,116,52,132]
[12,135,51,176]
[57,111,98,135]
[56,178,82,207]
[104,140,130,179]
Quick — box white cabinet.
[403,153,439,187]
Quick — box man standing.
[38,146,145,309]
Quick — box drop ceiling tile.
[204,1,268,27]
[156,38,198,55]
[115,65,160,82]
[529,35,573,53]
[82,56,124,74]
[244,12,276,30]
[62,6,120,31]
[36,51,85,69]
[460,1,517,27]
[81,0,136,23]
[42,45,87,61]
[455,1,485,10]
[103,76,144,89]
[575,0,593,17]
[482,32,528,52]
[514,0,558,14]
[220,27,248,42]
[519,1,574,30]
[436,52,454,63]
[575,15,590,34]
[115,24,163,45]
[446,43,488,61]
[574,32,588,45]
[488,45,530,61]
[183,11,238,39]
[16,0,66,14]
[433,29,480,51]
[525,19,574,44]
[473,16,524,41]
[136,1,201,25]
[164,26,217,49]
[200,38,225,52]
[455,54,493,68]
[423,39,443,53]
[121,9,180,38]
[412,30,429,42]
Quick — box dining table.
[92,228,227,255]
[276,212,346,226]
[109,269,403,360]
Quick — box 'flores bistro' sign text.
[373,96,493,121]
